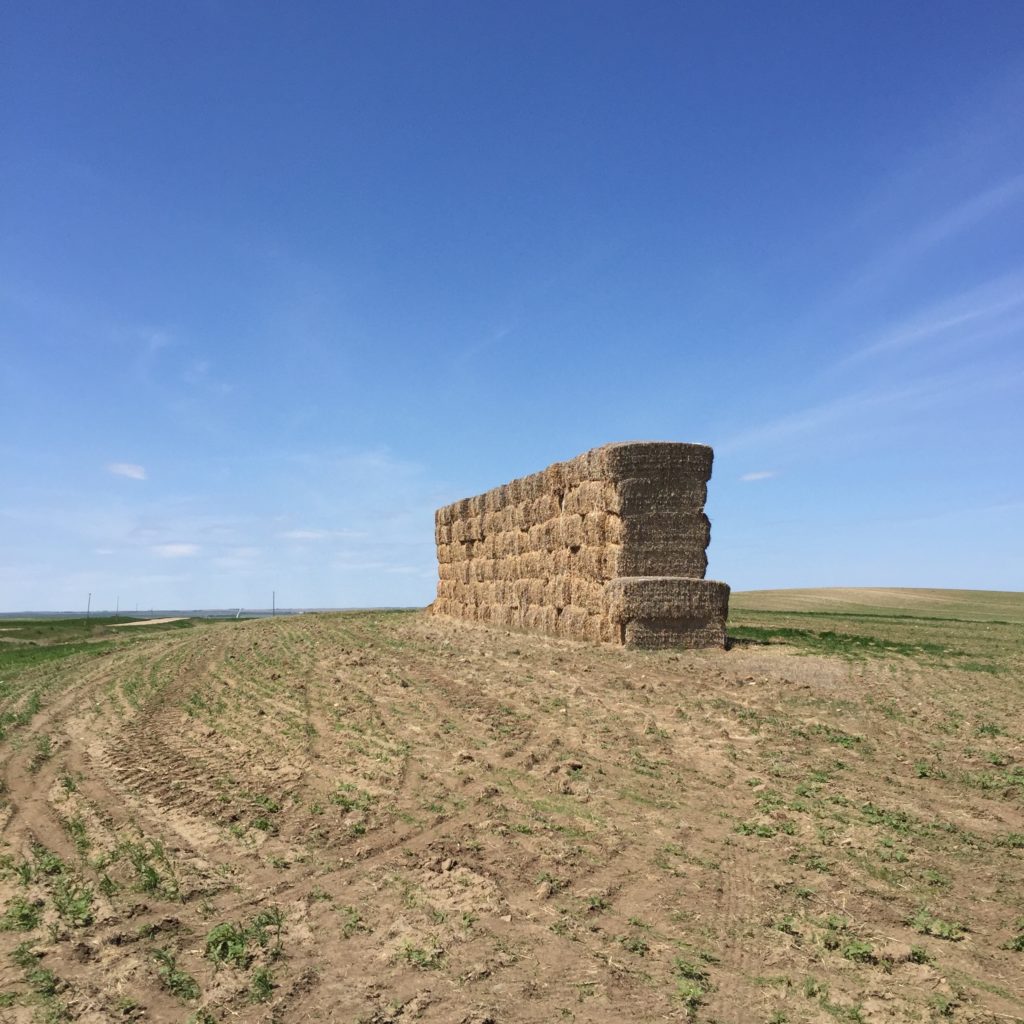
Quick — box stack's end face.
[603,576,730,649]
[431,441,730,649]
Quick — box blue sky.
[2,1,1023,611]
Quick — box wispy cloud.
[740,471,776,482]
[719,361,1024,456]
[152,543,199,558]
[843,268,1024,365]
[107,462,146,480]
[843,175,1024,299]
[279,528,368,542]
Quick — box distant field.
[1,596,1022,1023]
[730,587,1024,623]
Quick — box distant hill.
[729,587,1024,624]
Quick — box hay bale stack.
[430,441,729,649]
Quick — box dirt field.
[1,594,1022,1023]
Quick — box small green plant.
[672,956,711,1009]
[64,816,91,856]
[340,905,367,938]
[1,894,42,931]
[249,966,275,1002]
[2,892,43,933]
[397,939,443,969]
[803,977,827,998]
[153,948,200,1001]
[908,945,933,964]
[53,876,94,927]
[29,733,53,773]
[735,821,777,838]
[619,934,649,955]
[908,908,966,941]
[32,844,67,877]
[841,940,875,963]
[205,922,251,968]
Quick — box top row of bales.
[436,442,714,525]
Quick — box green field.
[728,587,1024,676]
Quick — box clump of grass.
[53,876,93,927]
[64,816,91,856]
[29,733,53,773]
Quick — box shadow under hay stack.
[431,442,729,648]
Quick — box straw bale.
[605,514,624,545]
[563,480,615,515]
[537,493,561,522]
[582,511,606,545]
[524,606,558,635]
[546,577,572,608]
[598,616,621,644]
[537,519,556,551]
[604,441,713,483]
[558,605,589,637]
[550,549,571,575]
[619,511,710,577]
[576,546,608,581]
[603,576,729,624]
[560,514,584,549]
[615,478,708,516]
[570,576,604,611]
[483,484,507,512]
[544,462,569,497]
[623,618,726,649]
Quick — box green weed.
[908,908,966,941]
[153,948,200,1001]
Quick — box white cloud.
[107,463,146,480]
[152,543,199,558]
[740,471,776,482]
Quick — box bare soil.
[1,598,1022,1023]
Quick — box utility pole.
[86,593,91,622]
[272,591,276,617]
